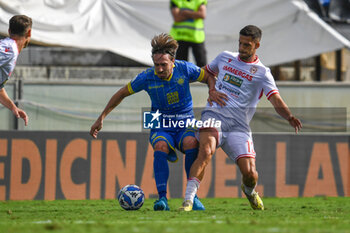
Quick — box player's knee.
[201,143,214,157]
[153,141,169,153]
[182,136,198,151]
[243,170,258,182]
[197,144,214,165]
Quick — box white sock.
[184,177,200,203]
[243,183,256,196]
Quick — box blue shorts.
[149,127,196,162]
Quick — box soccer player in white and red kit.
[0,15,32,126]
[180,25,302,211]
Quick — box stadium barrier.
[0,131,348,200]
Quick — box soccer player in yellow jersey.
[90,33,224,211]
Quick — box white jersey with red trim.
[205,51,278,129]
[0,38,19,89]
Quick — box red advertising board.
[0,131,348,200]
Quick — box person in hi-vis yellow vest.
[170,0,207,67]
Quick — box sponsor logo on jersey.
[223,73,243,87]
[218,83,240,98]
[223,65,253,81]
[148,84,164,89]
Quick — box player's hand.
[208,89,228,107]
[90,119,103,139]
[288,116,302,134]
[12,107,28,126]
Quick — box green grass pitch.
[1,197,349,233]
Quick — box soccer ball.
[117,184,145,210]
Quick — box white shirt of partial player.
[0,38,19,88]
[205,51,279,124]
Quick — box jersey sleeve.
[184,61,204,82]
[206,52,222,76]
[262,68,279,100]
[127,71,147,95]
[0,48,14,65]
[0,50,15,89]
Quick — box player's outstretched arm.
[90,85,131,138]
[269,93,302,133]
[0,88,28,126]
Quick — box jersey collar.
[238,55,259,64]
[8,38,20,54]
[154,64,175,81]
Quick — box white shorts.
[200,110,256,163]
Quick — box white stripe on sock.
[184,177,200,202]
[243,183,256,196]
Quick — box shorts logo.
[223,73,243,87]
[143,110,162,129]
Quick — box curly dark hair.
[151,33,178,59]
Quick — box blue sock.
[153,151,169,200]
[184,148,198,179]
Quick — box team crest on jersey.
[250,66,258,74]
[223,73,243,88]
[177,77,185,85]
